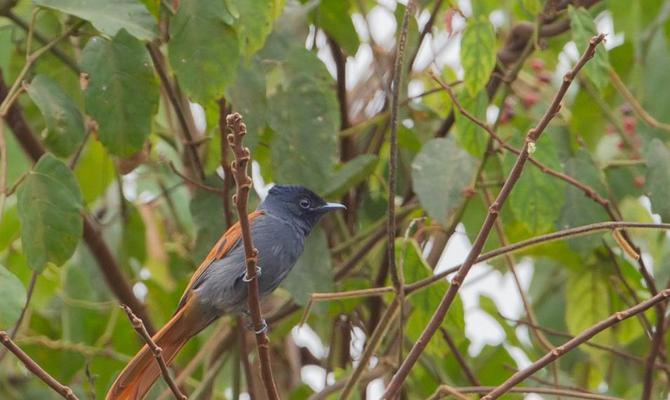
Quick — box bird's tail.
[106,298,207,400]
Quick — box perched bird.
[106,185,345,400]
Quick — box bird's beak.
[319,202,347,212]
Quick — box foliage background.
[0,0,670,399]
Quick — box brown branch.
[609,67,670,133]
[167,161,225,194]
[226,112,280,400]
[481,288,670,399]
[236,316,258,400]
[147,43,205,181]
[217,99,234,227]
[432,385,622,400]
[120,305,187,400]
[507,316,670,373]
[382,34,606,398]
[439,328,480,386]
[0,271,38,363]
[405,221,670,295]
[0,70,156,334]
[0,331,80,400]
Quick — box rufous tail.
[106,298,206,400]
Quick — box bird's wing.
[177,210,264,310]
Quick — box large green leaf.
[226,59,267,150]
[17,154,83,271]
[26,75,85,157]
[80,30,159,157]
[508,141,564,235]
[558,150,611,251]
[314,0,359,55]
[233,0,277,56]
[645,139,670,222]
[460,16,496,96]
[282,228,333,305]
[454,89,489,157]
[74,139,115,204]
[402,238,466,358]
[565,268,613,347]
[569,6,609,90]
[323,154,379,198]
[168,0,240,104]
[0,265,26,329]
[411,137,477,226]
[34,0,158,40]
[268,47,339,191]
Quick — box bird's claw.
[242,266,262,282]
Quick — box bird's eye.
[299,199,311,209]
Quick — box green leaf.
[168,0,240,104]
[26,75,85,157]
[314,0,359,55]
[226,59,267,150]
[454,90,489,157]
[460,16,496,96]
[282,228,333,305]
[565,268,613,346]
[233,0,276,56]
[411,137,478,226]
[74,139,115,204]
[522,0,543,15]
[402,238,465,358]
[558,150,611,251]
[17,154,83,271]
[508,141,564,234]
[268,47,339,191]
[80,30,159,157]
[645,139,670,222]
[323,155,379,198]
[0,265,26,329]
[34,0,158,40]
[569,6,609,90]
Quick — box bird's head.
[260,184,345,233]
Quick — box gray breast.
[193,214,305,316]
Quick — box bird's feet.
[242,312,268,335]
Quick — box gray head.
[259,185,345,234]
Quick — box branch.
[382,33,606,398]
[0,331,80,400]
[439,328,480,386]
[405,221,670,295]
[167,161,225,194]
[120,305,187,400]
[226,112,280,400]
[432,385,622,400]
[481,288,670,399]
[0,271,38,363]
[609,67,670,133]
[147,43,205,181]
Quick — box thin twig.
[0,331,80,400]
[382,34,606,398]
[439,328,480,386]
[481,288,670,399]
[432,385,622,400]
[227,112,280,400]
[300,287,395,326]
[237,316,258,400]
[339,299,400,400]
[167,161,224,194]
[147,43,205,181]
[386,0,415,332]
[609,67,670,133]
[120,305,187,400]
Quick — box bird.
[106,184,345,400]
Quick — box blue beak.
[319,202,347,212]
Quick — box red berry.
[530,59,544,73]
[538,72,551,84]
[623,116,636,136]
[521,91,541,108]
[633,176,645,188]
[617,140,625,150]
